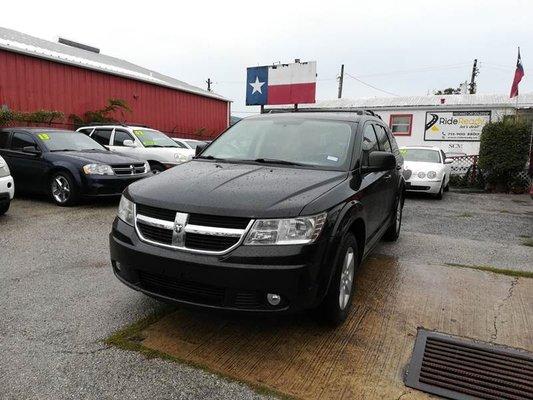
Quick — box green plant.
[69,98,131,126]
[0,108,64,126]
[478,119,530,192]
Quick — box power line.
[344,72,400,96]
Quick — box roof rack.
[263,107,382,120]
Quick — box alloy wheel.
[339,247,355,310]
[51,176,71,204]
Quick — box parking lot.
[1,191,531,399]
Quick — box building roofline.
[0,27,230,103]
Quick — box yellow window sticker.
[133,130,144,136]
[38,133,50,140]
[143,140,155,146]
[399,149,407,156]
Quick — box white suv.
[0,155,14,215]
[77,125,194,173]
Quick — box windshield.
[133,129,178,148]
[201,118,354,169]
[36,131,106,151]
[401,148,441,163]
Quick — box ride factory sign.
[424,111,491,142]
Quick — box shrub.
[0,108,64,126]
[478,119,530,192]
[69,98,131,127]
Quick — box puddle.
[110,257,533,399]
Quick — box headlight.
[117,196,135,226]
[427,171,437,179]
[83,163,114,175]
[417,171,426,179]
[0,159,9,178]
[174,153,189,162]
[244,213,327,245]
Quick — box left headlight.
[117,196,135,226]
[174,153,190,163]
[427,171,437,179]
[83,163,114,175]
[244,213,327,245]
[0,159,10,178]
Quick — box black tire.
[383,193,403,242]
[317,233,358,326]
[50,171,79,206]
[444,176,449,192]
[434,179,444,200]
[150,163,165,174]
[0,201,9,216]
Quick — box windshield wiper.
[252,158,312,167]
[50,149,75,152]
[196,155,224,160]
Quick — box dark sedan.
[0,128,151,206]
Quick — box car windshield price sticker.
[38,133,50,140]
[133,130,144,136]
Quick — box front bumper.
[82,173,151,197]
[0,175,15,203]
[405,179,442,194]
[110,218,336,313]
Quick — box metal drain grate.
[405,329,533,400]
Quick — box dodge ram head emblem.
[172,212,188,247]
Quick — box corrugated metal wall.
[0,49,229,139]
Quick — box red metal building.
[0,27,230,139]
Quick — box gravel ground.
[0,191,532,399]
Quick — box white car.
[172,138,208,151]
[400,146,452,199]
[77,125,194,174]
[0,155,14,215]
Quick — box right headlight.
[244,213,327,245]
[427,171,437,179]
[417,171,426,179]
[0,158,10,178]
[83,163,114,175]
[117,196,135,226]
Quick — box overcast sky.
[3,0,532,116]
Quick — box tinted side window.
[374,125,392,152]
[0,132,9,148]
[113,130,133,146]
[174,140,187,149]
[11,132,37,150]
[78,128,94,136]
[362,124,379,165]
[91,129,112,146]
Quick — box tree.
[434,87,462,95]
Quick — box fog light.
[267,293,281,306]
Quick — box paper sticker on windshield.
[399,149,407,156]
[143,140,155,146]
[38,133,50,140]
[133,130,144,136]
[327,155,339,162]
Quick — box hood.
[142,147,194,161]
[50,150,143,165]
[403,160,444,173]
[128,160,348,218]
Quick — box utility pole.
[337,64,345,99]
[206,78,212,92]
[469,59,479,94]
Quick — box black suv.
[110,112,404,325]
[0,128,151,206]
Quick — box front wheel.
[383,193,403,242]
[150,164,165,174]
[434,179,444,200]
[0,201,9,216]
[317,233,358,326]
[50,172,79,206]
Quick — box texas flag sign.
[246,61,317,105]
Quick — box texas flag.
[246,61,317,106]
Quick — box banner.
[424,111,491,142]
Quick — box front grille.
[138,271,225,306]
[136,204,176,221]
[185,233,240,252]
[188,213,250,229]
[137,222,173,245]
[111,163,146,175]
[138,271,279,310]
[403,169,412,180]
[408,185,430,191]
[405,329,533,400]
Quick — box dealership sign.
[246,61,317,106]
[424,111,491,142]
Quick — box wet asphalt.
[0,191,532,399]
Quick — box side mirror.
[22,146,41,155]
[195,143,207,157]
[444,158,454,164]
[123,140,136,147]
[362,151,396,173]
